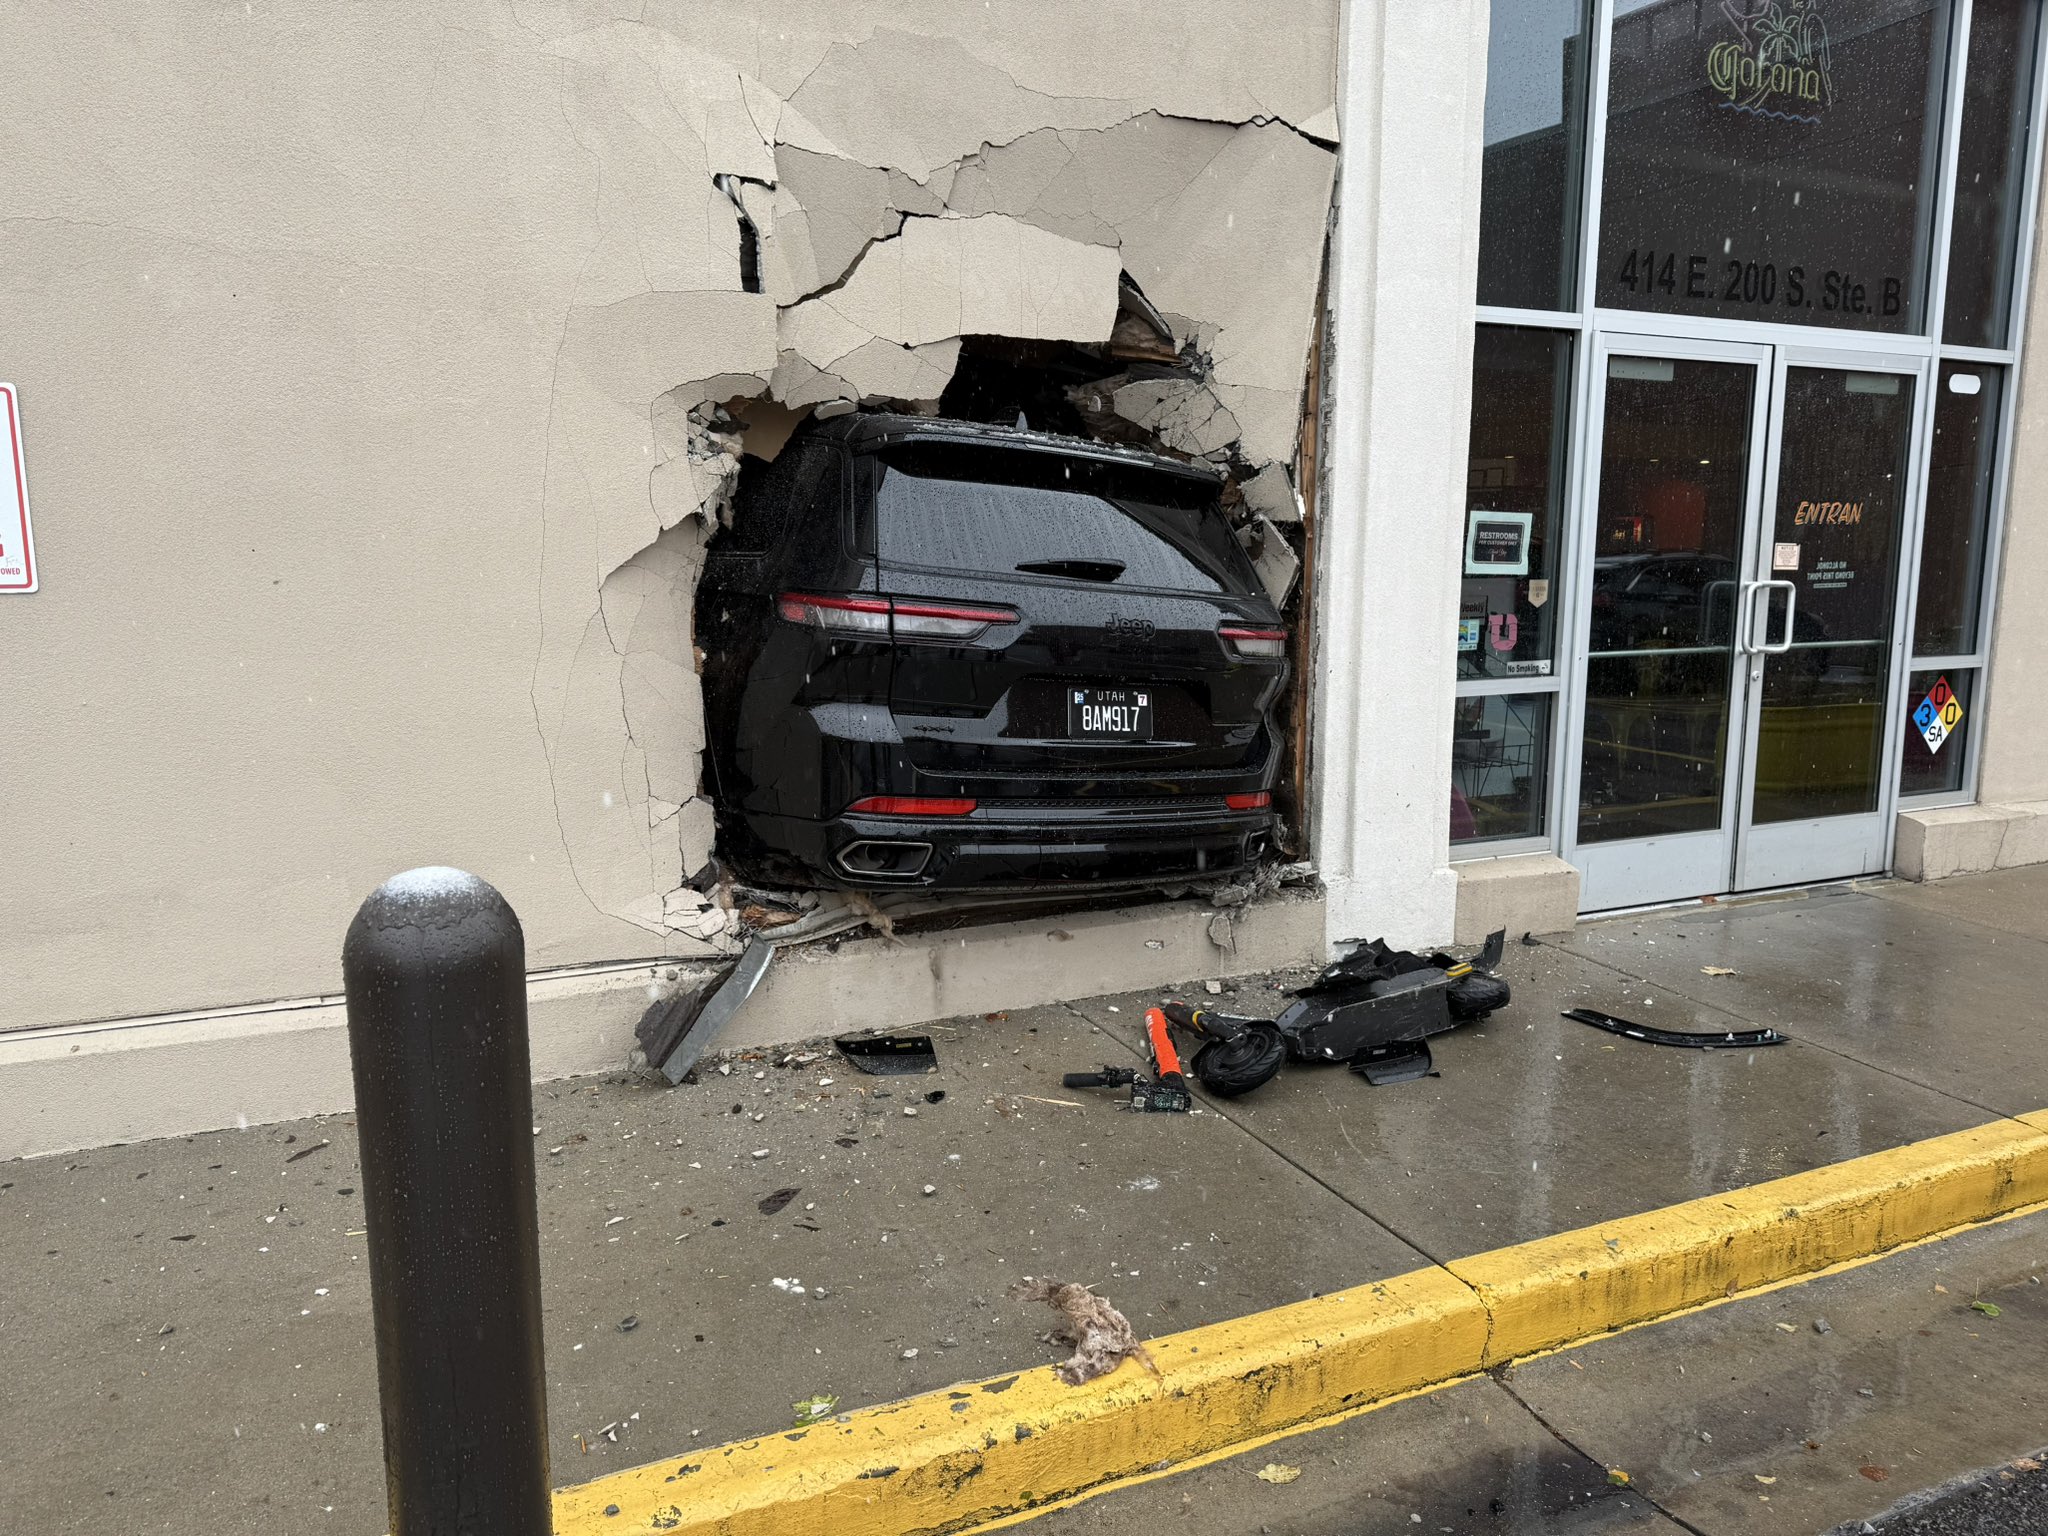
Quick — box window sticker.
[1465,509,1533,576]
[1913,675,1964,755]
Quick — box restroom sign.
[1914,676,1963,755]
[0,384,37,593]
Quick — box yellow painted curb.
[553,1113,2048,1535]
[1452,1114,2048,1363]
[553,1267,1483,1535]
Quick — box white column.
[1311,0,1493,950]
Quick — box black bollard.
[343,867,552,1535]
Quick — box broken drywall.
[775,212,1123,407]
[521,5,1339,953]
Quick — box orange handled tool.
[1134,1007,1192,1112]
[1145,1006,1185,1082]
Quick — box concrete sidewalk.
[8,869,2048,1534]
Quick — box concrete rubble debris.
[1240,514,1302,606]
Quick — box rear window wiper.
[1015,558,1125,583]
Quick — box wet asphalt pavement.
[1854,1451,2048,1534]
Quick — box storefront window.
[1914,364,2004,655]
[1900,667,1975,794]
[1452,694,1553,843]
[1943,0,2042,347]
[1463,327,1573,682]
[1456,1,2041,872]
[1598,0,1952,333]
[1479,0,1595,310]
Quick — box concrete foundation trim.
[1451,851,1582,943]
[0,892,1324,1161]
[1895,801,2048,881]
[551,1111,2048,1535]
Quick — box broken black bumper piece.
[834,1033,939,1075]
[1562,1007,1788,1049]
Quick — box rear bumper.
[739,801,1279,891]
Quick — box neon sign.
[1706,0,1833,123]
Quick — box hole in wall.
[679,263,1318,939]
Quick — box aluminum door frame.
[1730,345,1933,891]
[1561,331,1777,911]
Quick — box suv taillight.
[777,593,891,635]
[777,593,1017,643]
[848,796,978,817]
[1220,625,1288,660]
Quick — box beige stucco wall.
[0,2,1338,1031]
[1979,173,2048,808]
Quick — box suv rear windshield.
[868,443,1256,594]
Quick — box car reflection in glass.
[1590,551,1875,681]
[1589,553,1742,651]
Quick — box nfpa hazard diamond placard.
[0,384,37,594]
[1913,675,1963,755]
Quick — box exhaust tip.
[835,840,933,880]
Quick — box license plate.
[1067,687,1153,741]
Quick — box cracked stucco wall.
[0,1,1337,1031]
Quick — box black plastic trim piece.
[1562,1008,1788,1050]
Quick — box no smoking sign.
[0,383,37,594]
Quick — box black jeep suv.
[696,414,1290,891]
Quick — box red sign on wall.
[0,384,36,593]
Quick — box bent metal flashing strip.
[552,1111,2048,1535]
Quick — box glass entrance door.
[1565,341,1925,910]
[1733,354,1923,889]
[1568,340,1771,909]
